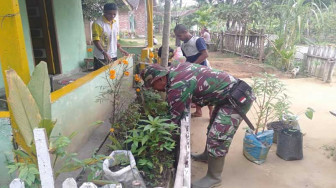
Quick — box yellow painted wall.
[0,0,31,95]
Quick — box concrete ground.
[51,71,89,91]
[190,77,336,188]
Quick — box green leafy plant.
[137,158,154,173]
[47,133,107,180]
[107,103,141,151]
[140,89,168,117]
[6,62,106,186]
[125,115,178,156]
[56,152,107,181]
[6,62,55,187]
[112,153,130,166]
[281,107,315,127]
[7,162,40,188]
[49,133,77,168]
[107,135,123,151]
[6,150,40,188]
[252,73,315,133]
[124,115,178,183]
[117,103,142,131]
[251,73,289,134]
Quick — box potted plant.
[103,150,146,187]
[276,107,314,161]
[266,94,293,144]
[243,73,286,164]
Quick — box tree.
[81,0,128,21]
[161,0,171,67]
[183,0,333,69]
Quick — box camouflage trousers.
[206,101,252,157]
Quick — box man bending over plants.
[141,63,255,188]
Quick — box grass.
[118,38,145,47]
[118,34,176,48]
[208,52,239,59]
[321,145,336,159]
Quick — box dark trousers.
[93,57,117,70]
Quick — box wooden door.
[26,0,61,74]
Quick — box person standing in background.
[92,3,129,70]
[202,27,211,44]
[174,24,213,118]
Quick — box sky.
[156,0,198,8]
[182,0,198,7]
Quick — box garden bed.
[78,59,183,187]
[103,88,179,187]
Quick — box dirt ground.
[190,52,336,188]
[208,52,286,79]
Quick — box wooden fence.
[174,112,191,188]
[304,45,336,83]
[212,30,266,61]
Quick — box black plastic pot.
[267,121,292,143]
[276,128,303,161]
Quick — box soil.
[190,51,336,188]
[208,52,286,78]
[109,164,129,172]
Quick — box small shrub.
[125,115,178,186]
[251,73,288,133]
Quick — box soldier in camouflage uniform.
[141,62,254,188]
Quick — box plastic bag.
[100,184,123,188]
[103,150,146,188]
[173,47,183,59]
[171,47,186,65]
[243,130,274,165]
[276,128,303,161]
[202,59,211,68]
[267,121,292,143]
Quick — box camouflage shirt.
[166,62,237,124]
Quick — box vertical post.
[222,31,225,52]
[321,46,328,80]
[233,32,236,53]
[0,0,31,92]
[241,26,246,57]
[307,46,313,75]
[146,0,153,48]
[326,61,335,83]
[259,30,265,62]
[314,46,321,77]
[302,53,308,74]
[0,0,31,162]
[33,128,55,188]
[140,0,154,71]
[220,31,224,52]
[161,0,171,67]
[327,47,336,83]
[174,112,191,188]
